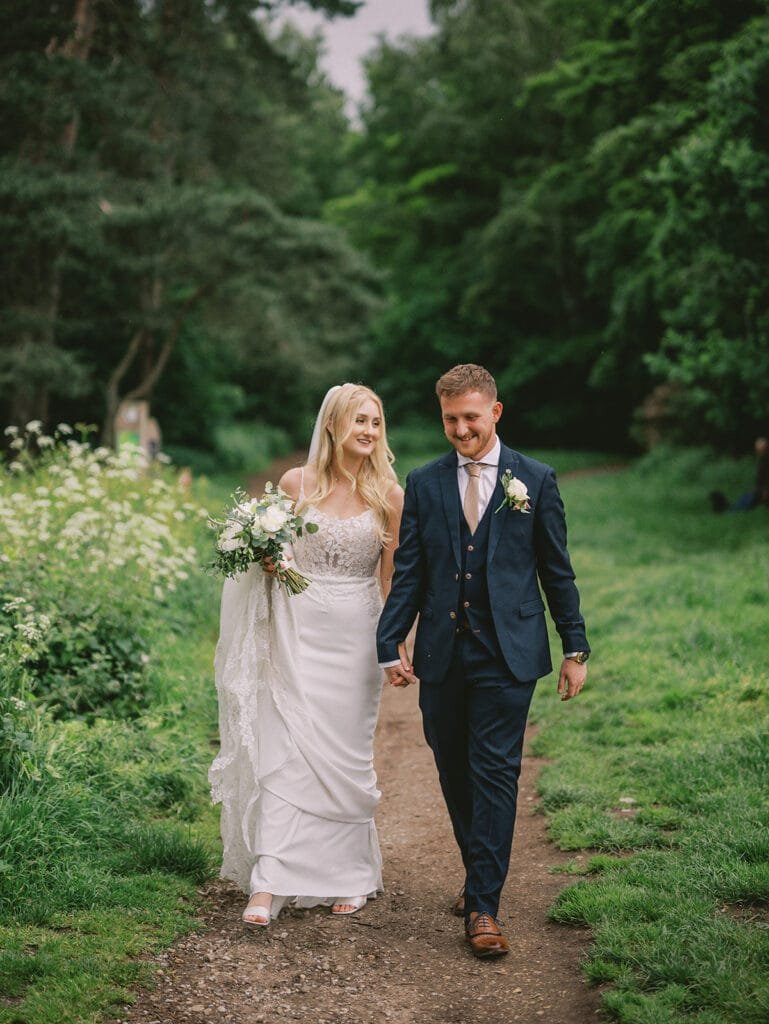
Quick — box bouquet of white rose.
[207,484,318,594]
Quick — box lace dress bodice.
[293,506,382,578]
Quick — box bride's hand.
[261,554,291,577]
[386,642,419,687]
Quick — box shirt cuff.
[564,651,580,658]
[379,660,402,669]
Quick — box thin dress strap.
[298,467,305,503]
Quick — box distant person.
[377,364,590,959]
[210,384,403,927]
[709,437,769,513]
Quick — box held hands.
[557,658,587,701]
[386,642,419,687]
[261,554,291,576]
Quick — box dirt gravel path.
[118,452,608,1023]
[120,678,601,1024]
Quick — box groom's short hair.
[435,364,497,400]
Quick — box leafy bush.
[0,423,203,723]
[212,420,293,475]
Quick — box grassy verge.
[0,436,227,1024]
[528,446,769,1023]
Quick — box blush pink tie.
[463,462,483,534]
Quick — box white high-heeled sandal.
[242,902,272,928]
[331,896,367,916]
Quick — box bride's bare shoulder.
[278,465,315,501]
[278,466,303,501]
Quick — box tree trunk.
[101,285,209,446]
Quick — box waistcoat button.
[463,601,470,608]
[467,544,474,552]
[465,572,472,580]
[449,611,457,619]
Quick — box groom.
[377,364,590,958]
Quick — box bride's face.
[337,399,382,463]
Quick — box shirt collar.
[457,435,501,469]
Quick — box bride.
[209,384,403,925]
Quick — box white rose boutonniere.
[495,470,532,514]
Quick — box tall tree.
[333,0,769,448]
[0,0,377,443]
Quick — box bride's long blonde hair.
[301,384,398,543]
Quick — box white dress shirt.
[457,435,501,522]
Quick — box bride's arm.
[257,467,303,576]
[379,484,404,601]
[277,466,302,505]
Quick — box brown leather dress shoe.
[465,912,510,958]
[452,887,465,917]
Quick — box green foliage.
[338,0,769,449]
[24,599,152,721]
[211,421,293,476]
[0,426,202,724]
[0,1,378,447]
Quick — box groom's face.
[440,390,502,461]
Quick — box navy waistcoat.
[457,497,503,660]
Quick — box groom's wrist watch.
[565,651,590,664]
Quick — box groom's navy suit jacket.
[377,442,589,683]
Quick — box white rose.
[259,506,290,535]
[218,522,247,552]
[506,477,529,500]
[25,420,42,433]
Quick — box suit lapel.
[438,453,462,568]
[488,443,519,565]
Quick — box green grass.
[527,447,769,1024]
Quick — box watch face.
[577,651,590,663]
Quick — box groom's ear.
[492,401,503,422]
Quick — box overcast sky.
[278,0,434,113]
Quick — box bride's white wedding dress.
[209,481,384,917]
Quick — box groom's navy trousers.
[419,497,536,919]
[419,631,535,919]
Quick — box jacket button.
[455,573,459,581]
[465,572,472,580]
[467,544,474,552]
[463,601,470,608]
[449,611,457,620]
